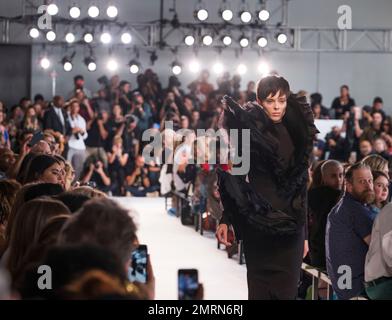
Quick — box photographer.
[107,135,129,196]
[125,156,157,197]
[133,92,153,134]
[67,101,88,181]
[80,157,111,194]
[85,110,110,168]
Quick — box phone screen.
[178,269,198,300]
[128,245,148,283]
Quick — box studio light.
[221,9,233,21]
[277,33,288,44]
[222,35,232,46]
[47,3,59,16]
[40,57,51,70]
[195,8,208,21]
[69,6,81,19]
[84,57,97,72]
[65,32,76,43]
[100,32,112,44]
[46,31,56,42]
[184,35,195,46]
[62,57,73,72]
[257,36,268,48]
[202,35,213,46]
[121,32,132,44]
[107,59,118,72]
[258,9,270,21]
[107,5,118,18]
[239,36,249,48]
[171,61,182,75]
[239,10,252,23]
[129,60,141,74]
[29,27,40,39]
[88,5,100,18]
[258,61,270,75]
[83,33,94,43]
[189,60,200,73]
[237,63,247,75]
[213,62,224,75]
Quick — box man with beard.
[326,162,374,299]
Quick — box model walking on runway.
[216,75,318,299]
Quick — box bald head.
[321,160,344,190]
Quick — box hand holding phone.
[178,269,199,300]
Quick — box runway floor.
[114,197,247,300]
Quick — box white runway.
[115,197,248,300]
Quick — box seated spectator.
[380,116,392,152]
[64,161,75,190]
[371,97,386,119]
[23,154,65,188]
[330,85,356,119]
[373,138,390,160]
[358,140,374,161]
[308,160,344,270]
[80,157,111,194]
[58,198,154,299]
[125,156,158,197]
[0,180,21,256]
[365,202,392,299]
[133,91,153,134]
[21,106,40,132]
[6,198,71,282]
[361,111,383,142]
[0,148,15,180]
[107,135,128,196]
[362,154,389,177]
[369,171,390,218]
[310,93,330,119]
[0,109,11,149]
[20,244,137,300]
[326,162,374,299]
[324,126,345,161]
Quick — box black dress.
[218,94,318,300]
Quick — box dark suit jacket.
[43,106,71,136]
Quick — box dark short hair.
[310,92,322,104]
[372,170,389,182]
[54,192,91,213]
[24,182,64,202]
[256,75,290,101]
[24,155,61,184]
[74,75,84,82]
[34,94,44,102]
[341,85,349,90]
[373,96,383,104]
[345,162,371,183]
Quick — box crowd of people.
[0,68,391,299]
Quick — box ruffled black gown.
[217,94,318,300]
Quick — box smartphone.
[27,131,44,147]
[178,269,198,300]
[128,245,148,283]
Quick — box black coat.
[43,106,71,136]
[217,94,318,239]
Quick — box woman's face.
[27,107,36,117]
[71,102,80,114]
[374,175,389,204]
[259,91,287,123]
[40,162,64,186]
[113,105,122,117]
